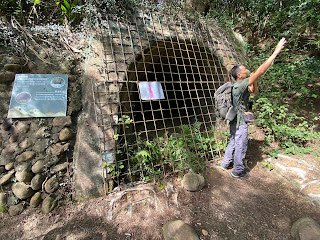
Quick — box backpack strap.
[232,82,248,128]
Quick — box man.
[221,38,287,178]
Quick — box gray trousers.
[221,121,248,174]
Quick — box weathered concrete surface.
[73,38,106,200]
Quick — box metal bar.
[90,8,237,187]
[191,22,218,158]
[175,19,209,161]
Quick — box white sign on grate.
[8,74,68,118]
[138,81,165,100]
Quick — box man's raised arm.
[249,38,287,86]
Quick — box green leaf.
[113,134,119,141]
[33,0,41,6]
[60,5,67,13]
[63,0,71,10]
[71,0,78,7]
[136,150,151,159]
[268,149,280,158]
[118,163,125,169]
[261,160,274,171]
[101,162,107,169]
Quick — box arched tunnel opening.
[115,38,229,183]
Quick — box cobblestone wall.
[0,51,81,215]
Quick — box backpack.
[214,82,236,121]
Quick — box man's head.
[230,64,251,80]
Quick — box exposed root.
[11,17,54,65]
[107,184,160,220]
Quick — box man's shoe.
[219,164,233,171]
[230,171,249,179]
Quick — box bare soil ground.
[1,164,320,240]
[0,127,320,240]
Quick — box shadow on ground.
[1,165,320,240]
[246,138,265,170]
[182,167,320,240]
[40,216,121,240]
[0,214,124,240]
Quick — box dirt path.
[1,126,319,240]
[0,162,320,240]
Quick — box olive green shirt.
[232,78,249,126]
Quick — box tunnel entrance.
[116,38,229,183]
[120,39,227,138]
[92,10,239,188]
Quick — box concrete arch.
[75,8,242,197]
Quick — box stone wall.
[0,50,82,215]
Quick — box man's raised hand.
[274,38,287,55]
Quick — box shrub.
[254,97,320,147]
[127,122,227,181]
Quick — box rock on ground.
[0,170,15,186]
[30,192,42,208]
[12,182,34,200]
[181,172,205,192]
[44,176,59,193]
[31,174,46,191]
[8,203,24,216]
[0,192,6,206]
[42,195,57,214]
[291,217,320,240]
[162,220,200,240]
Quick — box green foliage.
[56,0,79,23]
[161,131,200,173]
[102,161,125,178]
[268,149,280,158]
[0,0,27,21]
[126,122,227,182]
[254,97,320,149]
[113,115,134,141]
[207,3,235,28]
[282,142,312,155]
[158,182,166,190]
[260,160,274,171]
[118,115,134,125]
[0,0,83,25]
[268,144,313,157]
[209,0,320,53]
[247,53,320,102]
[161,122,226,174]
[131,140,162,182]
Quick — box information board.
[8,74,68,118]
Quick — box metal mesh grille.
[92,9,239,189]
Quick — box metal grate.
[92,9,239,189]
